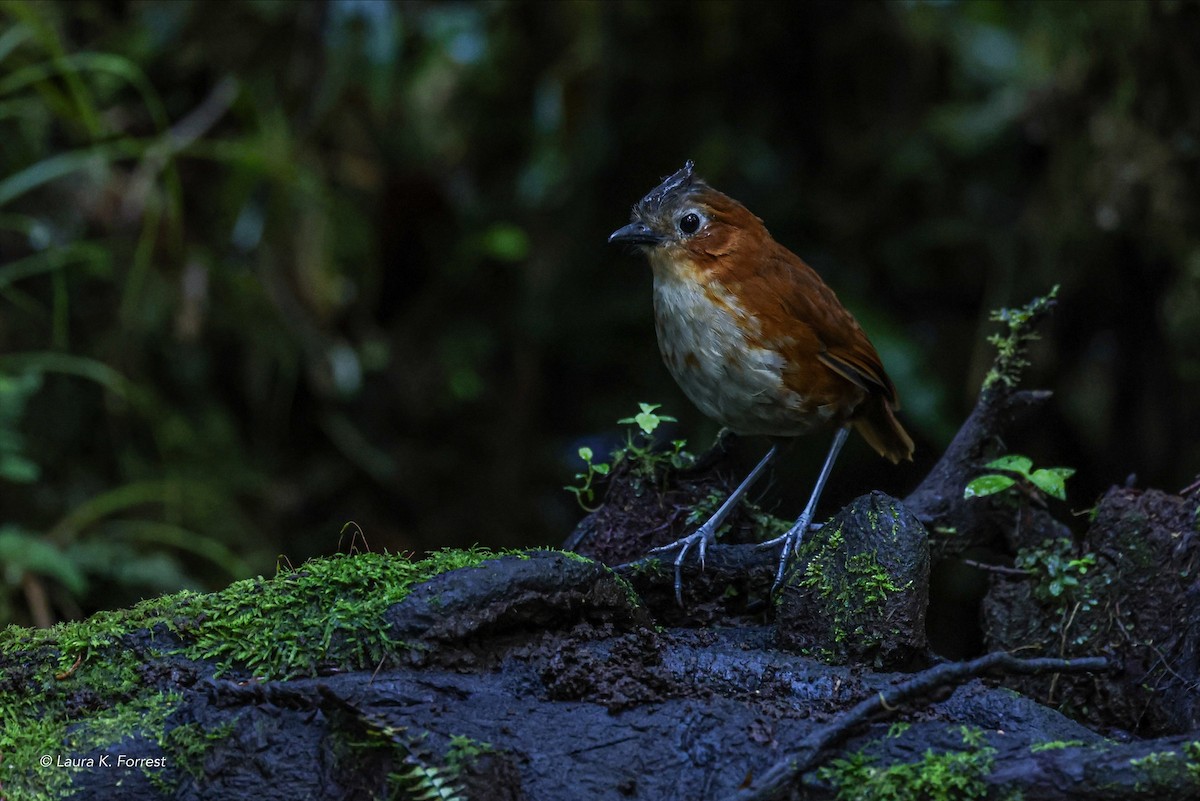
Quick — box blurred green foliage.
[1,0,1199,626]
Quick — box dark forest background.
[2,0,1198,627]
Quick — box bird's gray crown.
[635,160,700,216]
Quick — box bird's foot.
[648,525,718,606]
[756,514,816,593]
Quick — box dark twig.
[723,651,1110,801]
[962,558,1029,577]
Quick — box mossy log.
[0,549,1195,800]
[5,289,1200,800]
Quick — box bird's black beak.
[608,221,664,247]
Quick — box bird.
[608,160,913,603]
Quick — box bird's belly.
[652,276,824,437]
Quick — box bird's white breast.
[649,257,816,436]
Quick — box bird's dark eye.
[679,213,701,235]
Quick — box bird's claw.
[771,542,793,594]
[757,515,816,594]
[648,527,714,606]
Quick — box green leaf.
[0,352,135,399]
[0,139,146,206]
[47,479,195,543]
[100,519,250,579]
[619,403,677,434]
[0,241,112,290]
[577,446,593,463]
[1029,468,1069,500]
[0,525,86,594]
[963,473,1016,499]
[593,463,610,475]
[985,454,1033,477]
[0,22,34,66]
[632,411,660,434]
[0,453,39,483]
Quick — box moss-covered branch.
[905,287,1064,557]
[982,284,1060,395]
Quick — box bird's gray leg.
[757,426,850,591]
[650,444,778,605]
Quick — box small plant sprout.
[613,403,693,479]
[963,454,1075,502]
[565,446,610,512]
[565,403,694,510]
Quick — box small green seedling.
[963,454,1075,502]
[565,403,693,511]
[614,403,693,477]
[565,446,611,512]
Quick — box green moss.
[1029,739,1085,752]
[799,527,910,646]
[609,570,644,609]
[0,547,524,799]
[982,286,1058,392]
[0,690,179,801]
[553,549,596,564]
[1186,741,1200,781]
[1130,746,1200,790]
[161,718,237,783]
[541,547,642,608]
[818,728,996,801]
[1130,751,1176,770]
[0,714,77,800]
[2,546,520,681]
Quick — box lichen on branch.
[982,284,1060,394]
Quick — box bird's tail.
[852,394,914,464]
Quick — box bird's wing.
[753,245,899,406]
[817,347,895,403]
